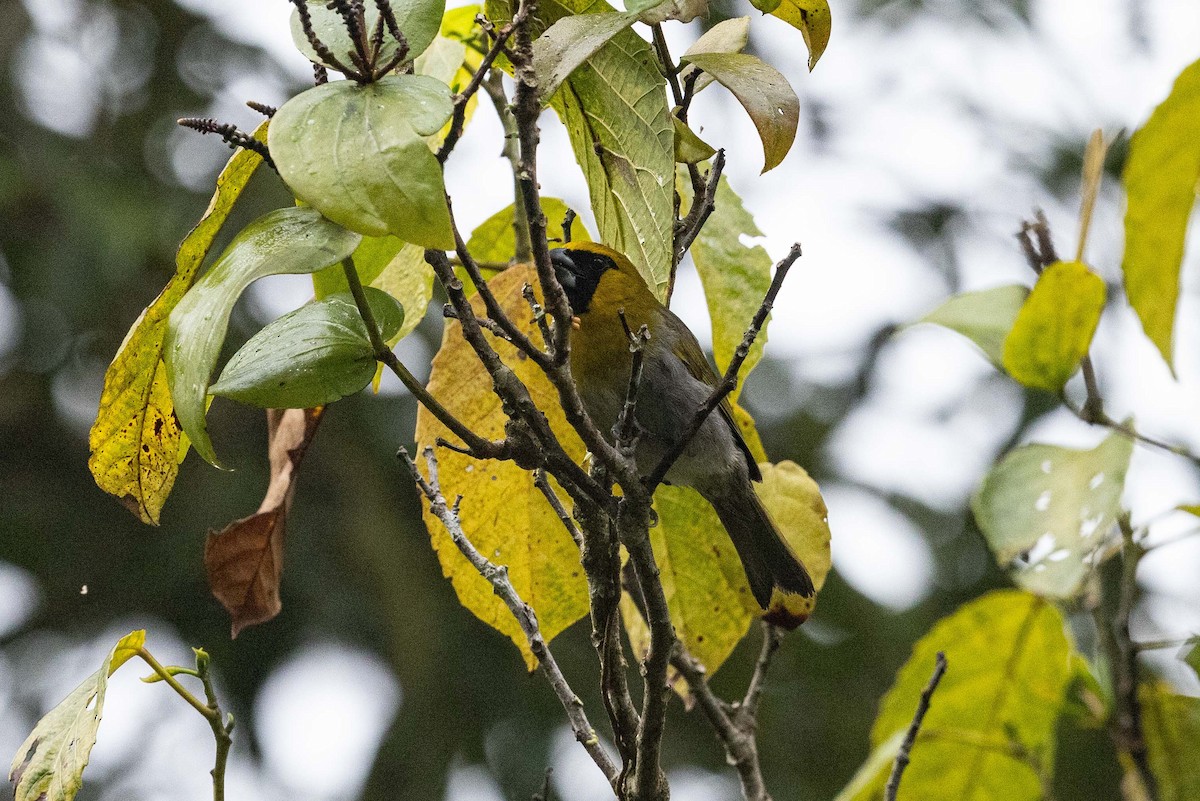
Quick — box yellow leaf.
[87,122,268,524]
[1122,57,1200,371]
[624,460,832,691]
[1002,260,1105,393]
[770,0,831,71]
[414,265,588,668]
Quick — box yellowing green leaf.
[672,117,716,164]
[843,591,1072,801]
[1002,260,1106,392]
[489,0,673,295]
[164,207,361,466]
[9,631,145,801]
[769,0,831,70]
[972,430,1132,599]
[415,265,588,668]
[289,0,444,70]
[1122,58,1200,370]
[1141,683,1200,801]
[468,198,591,262]
[679,52,799,173]
[916,284,1029,367]
[269,76,455,249]
[88,124,268,523]
[624,460,831,689]
[680,16,750,93]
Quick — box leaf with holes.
[765,0,831,70]
[972,430,1133,599]
[917,284,1030,368]
[9,631,145,801]
[679,52,799,173]
[164,206,361,466]
[88,123,268,523]
[269,76,454,248]
[1002,260,1106,392]
[210,289,404,409]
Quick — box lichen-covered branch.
[401,446,619,785]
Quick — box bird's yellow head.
[549,242,643,315]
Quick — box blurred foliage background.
[1,1,1197,799]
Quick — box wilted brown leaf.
[204,407,323,637]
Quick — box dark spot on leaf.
[142,445,150,453]
[154,417,164,437]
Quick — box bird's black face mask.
[549,248,613,314]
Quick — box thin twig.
[646,243,801,491]
[670,623,784,800]
[482,71,534,263]
[340,257,508,459]
[561,208,577,244]
[1115,517,1159,801]
[884,651,948,801]
[401,447,619,785]
[674,151,725,268]
[534,468,585,549]
[524,283,555,349]
[442,304,514,342]
[613,311,651,456]
[437,11,526,164]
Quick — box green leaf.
[682,173,769,401]
[289,0,443,70]
[679,52,799,173]
[532,12,640,101]
[1122,58,1200,370]
[916,284,1030,367]
[269,76,455,249]
[490,0,673,295]
[680,17,750,94]
[88,123,268,524]
[9,631,145,801]
[672,118,716,164]
[972,430,1132,599]
[1141,683,1200,801]
[1002,260,1106,392]
[1186,642,1200,682]
[831,731,904,801]
[623,461,832,689]
[768,0,831,70]
[841,591,1072,801]
[211,289,403,409]
[312,237,435,348]
[164,207,362,466]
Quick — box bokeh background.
[1,0,1198,799]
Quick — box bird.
[548,242,814,608]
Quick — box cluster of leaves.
[836,58,1200,800]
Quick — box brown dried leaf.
[204,407,323,637]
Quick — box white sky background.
[3,0,1200,799]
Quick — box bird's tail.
[709,483,815,609]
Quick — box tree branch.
[646,243,801,491]
[884,651,948,801]
[340,257,508,460]
[401,446,619,786]
[670,622,785,801]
